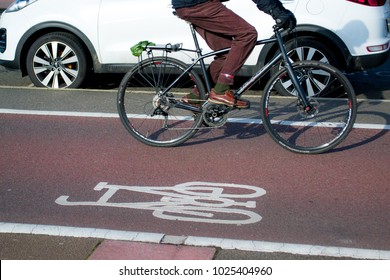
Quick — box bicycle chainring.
[202,103,228,127]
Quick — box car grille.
[0,28,6,53]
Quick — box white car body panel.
[0,0,389,77]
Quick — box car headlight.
[6,0,38,13]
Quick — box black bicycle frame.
[148,23,310,111]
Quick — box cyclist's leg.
[195,26,228,84]
[176,1,257,108]
[175,0,257,83]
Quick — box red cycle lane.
[1,113,389,251]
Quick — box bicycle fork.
[274,28,315,114]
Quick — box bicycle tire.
[117,56,206,147]
[261,60,357,154]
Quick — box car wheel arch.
[257,24,352,72]
[17,22,101,76]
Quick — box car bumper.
[0,59,19,69]
[0,27,6,53]
[0,26,20,70]
[349,48,390,71]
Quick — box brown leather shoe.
[209,89,250,109]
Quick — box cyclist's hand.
[272,8,296,32]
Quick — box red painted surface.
[89,241,215,260]
[1,114,390,251]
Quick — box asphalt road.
[1,54,390,262]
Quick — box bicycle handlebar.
[273,24,295,34]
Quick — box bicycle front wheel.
[117,57,206,147]
[261,61,357,154]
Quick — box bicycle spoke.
[261,61,356,154]
[117,57,206,147]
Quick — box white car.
[0,0,389,88]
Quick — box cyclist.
[172,0,296,108]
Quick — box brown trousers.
[175,0,258,85]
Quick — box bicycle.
[117,23,357,154]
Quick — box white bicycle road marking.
[55,182,266,225]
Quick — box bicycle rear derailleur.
[151,93,175,116]
[202,103,229,127]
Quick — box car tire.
[26,32,88,88]
[283,37,339,66]
[271,37,339,96]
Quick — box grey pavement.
[0,232,354,260]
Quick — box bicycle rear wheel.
[117,57,206,147]
[261,61,357,154]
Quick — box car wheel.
[271,37,339,96]
[26,32,88,88]
[284,37,338,66]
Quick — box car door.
[98,0,196,65]
[97,0,300,68]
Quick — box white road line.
[0,109,118,118]
[1,108,389,130]
[1,223,390,260]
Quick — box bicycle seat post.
[189,23,213,93]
